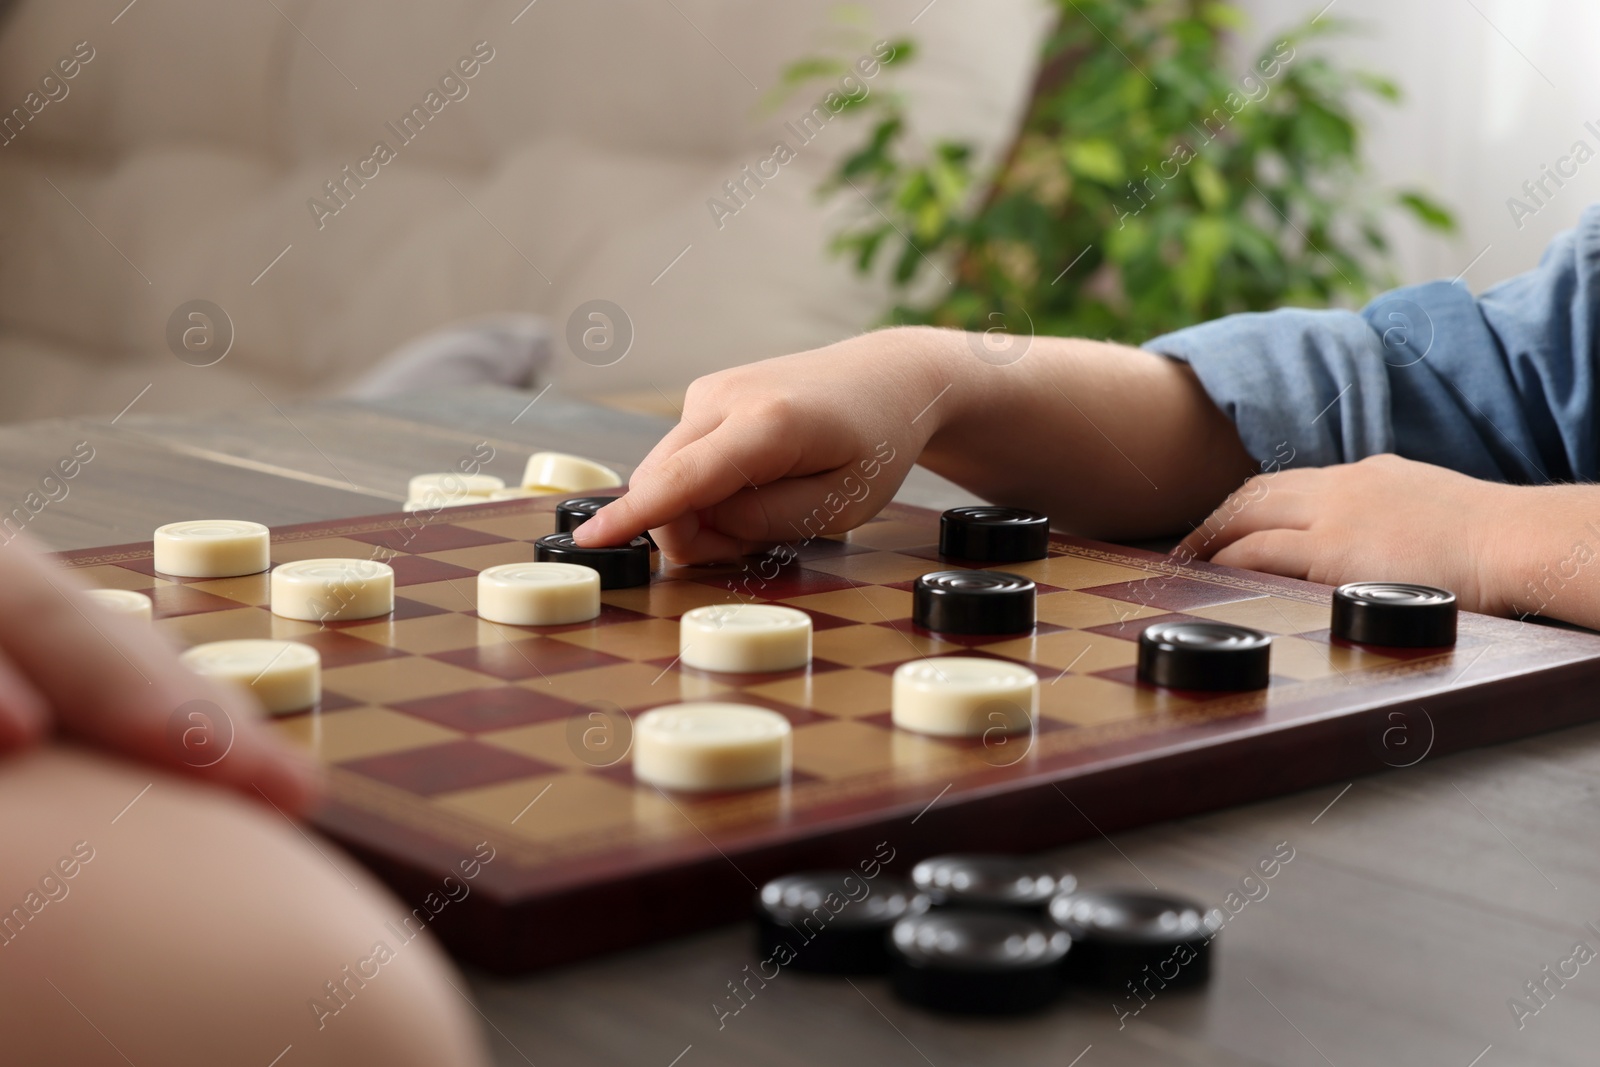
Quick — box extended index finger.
[575,420,792,546]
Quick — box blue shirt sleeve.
[1141,205,1600,485]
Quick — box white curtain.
[1232,0,1600,294]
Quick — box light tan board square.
[791,720,977,781]
[1036,591,1166,630]
[1268,635,1400,681]
[1188,596,1331,635]
[324,657,498,705]
[436,773,681,845]
[74,565,164,592]
[552,618,682,661]
[273,706,463,762]
[1001,557,1154,590]
[481,720,615,773]
[844,522,938,551]
[424,542,542,571]
[811,624,960,668]
[1039,673,1197,727]
[791,720,902,779]
[454,514,557,540]
[985,630,1139,674]
[804,551,940,584]
[157,606,275,646]
[747,668,892,719]
[189,573,272,605]
[602,580,739,618]
[781,586,913,624]
[524,663,733,709]
[343,613,486,654]
[271,537,394,564]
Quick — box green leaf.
[1189,160,1228,211]
[880,38,916,66]
[1200,2,1248,30]
[1354,71,1402,103]
[1104,215,1151,263]
[1066,140,1125,184]
[1397,190,1457,231]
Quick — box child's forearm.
[908,327,1256,540]
[1490,485,1600,627]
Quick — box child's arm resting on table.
[583,206,1600,628]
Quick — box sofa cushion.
[0,0,1048,420]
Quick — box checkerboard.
[56,499,1600,972]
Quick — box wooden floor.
[11,385,1598,1066]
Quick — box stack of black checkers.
[752,853,1219,1017]
[535,532,652,588]
[555,495,656,549]
[912,507,1051,637]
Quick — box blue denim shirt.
[1144,206,1600,484]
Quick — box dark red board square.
[469,602,654,634]
[801,611,859,633]
[432,640,626,681]
[348,524,511,555]
[1080,612,1216,643]
[319,596,450,629]
[340,739,561,796]
[392,687,586,732]
[315,690,363,712]
[660,658,848,690]
[386,556,481,587]
[1077,577,1259,613]
[149,585,252,618]
[292,630,409,669]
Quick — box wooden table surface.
[11,385,1599,1067]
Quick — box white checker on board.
[153,520,270,578]
[892,657,1039,737]
[180,639,320,715]
[477,562,600,626]
[679,604,812,673]
[271,558,395,622]
[633,703,793,792]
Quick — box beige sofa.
[0,0,1046,422]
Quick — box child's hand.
[0,535,321,815]
[1179,454,1521,616]
[574,330,945,562]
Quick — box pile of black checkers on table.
[754,857,1221,1015]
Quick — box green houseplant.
[784,0,1455,342]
